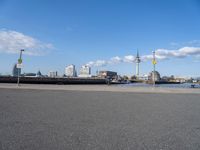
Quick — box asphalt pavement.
[0,88,200,150]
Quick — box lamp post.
[152,51,156,87]
[17,49,25,86]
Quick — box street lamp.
[152,51,157,87]
[17,49,25,86]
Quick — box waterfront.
[119,83,200,89]
[1,88,200,150]
[0,83,200,94]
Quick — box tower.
[135,50,141,78]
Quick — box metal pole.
[17,68,20,86]
[17,49,24,86]
[152,51,156,87]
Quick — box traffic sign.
[17,63,23,68]
[18,58,22,64]
[152,60,157,65]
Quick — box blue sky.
[0,0,200,77]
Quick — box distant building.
[78,65,91,77]
[98,71,117,79]
[36,70,42,77]
[23,73,37,77]
[174,77,186,83]
[162,76,186,83]
[162,76,170,81]
[148,71,161,81]
[20,70,43,78]
[12,63,21,77]
[138,74,149,81]
[65,65,76,77]
[48,71,58,78]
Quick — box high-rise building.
[12,63,21,77]
[78,65,91,77]
[65,64,76,77]
[135,50,141,78]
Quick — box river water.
[118,83,200,89]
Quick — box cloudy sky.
[0,0,200,77]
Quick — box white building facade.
[48,71,58,78]
[78,65,91,77]
[65,64,76,77]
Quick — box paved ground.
[1,88,200,150]
[1,83,200,94]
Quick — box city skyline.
[0,0,200,77]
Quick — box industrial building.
[78,65,91,77]
[98,71,117,79]
[65,64,76,77]
[22,70,43,78]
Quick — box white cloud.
[187,40,200,46]
[86,46,200,67]
[170,40,200,48]
[141,55,153,61]
[86,60,108,67]
[110,56,122,64]
[155,47,200,60]
[0,29,53,56]
[123,55,135,63]
[139,47,200,62]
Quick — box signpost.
[17,49,25,86]
[17,63,23,69]
[152,51,156,87]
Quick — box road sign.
[18,58,22,64]
[152,60,157,65]
[17,63,23,68]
